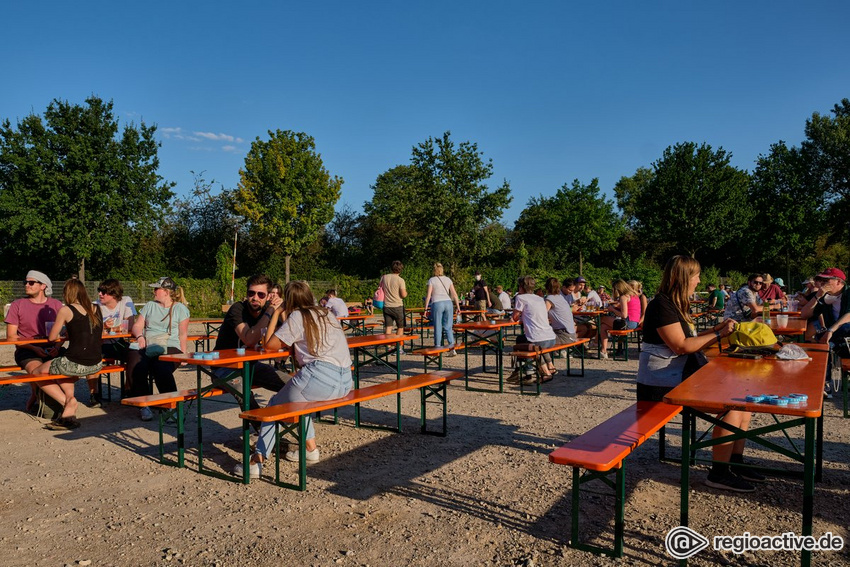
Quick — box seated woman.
[509,276,557,383]
[599,280,640,359]
[637,255,758,493]
[238,281,353,479]
[33,279,104,430]
[127,277,190,421]
[628,279,649,327]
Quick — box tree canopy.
[0,96,173,279]
[232,130,342,282]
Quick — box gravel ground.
[1,323,848,566]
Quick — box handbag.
[682,350,709,380]
[373,276,385,310]
[613,318,627,330]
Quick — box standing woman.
[423,263,462,356]
[637,256,760,493]
[33,279,104,430]
[127,277,190,421]
[240,281,352,479]
[598,280,640,359]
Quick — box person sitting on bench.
[236,281,353,479]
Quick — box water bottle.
[762,300,771,324]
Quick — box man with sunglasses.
[723,273,780,322]
[212,274,286,410]
[4,271,63,412]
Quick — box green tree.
[361,132,512,270]
[513,178,623,274]
[0,96,173,279]
[632,142,752,257]
[232,130,342,282]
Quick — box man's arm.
[234,309,275,348]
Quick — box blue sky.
[4,2,849,224]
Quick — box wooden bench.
[548,401,682,557]
[238,370,463,490]
[508,338,591,395]
[188,334,217,352]
[122,370,258,468]
[413,340,488,372]
[606,329,637,361]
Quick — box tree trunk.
[579,251,584,277]
[78,257,85,283]
[285,255,291,283]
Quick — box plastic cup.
[236,347,246,355]
[211,351,220,359]
[776,314,789,328]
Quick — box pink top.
[627,295,642,323]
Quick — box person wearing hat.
[801,268,850,396]
[126,277,190,421]
[757,273,786,305]
[4,270,64,412]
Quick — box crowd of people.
[4,259,849,492]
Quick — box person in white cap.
[4,270,63,412]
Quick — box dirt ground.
[1,322,848,567]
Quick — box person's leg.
[444,303,455,348]
[128,350,151,397]
[431,301,446,347]
[395,307,406,338]
[599,316,614,354]
[151,358,178,394]
[383,310,394,335]
[706,410,756,491]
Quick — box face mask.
[824,293,841,305]
[475,275,481,281]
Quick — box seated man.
[724,274,778,322]
[585,284,604,307]
[496,285,512,312]
[212,274,287,410]
[324,289,349,319]
[803,268,850,397]
[706,283,725,311]
[486,287,505,319]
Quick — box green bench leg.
[420,382,449,436]
[569,464,625,558]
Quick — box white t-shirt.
[274,309,351,368]
[498,291,512,310]
[98,296,137,342]
[585,290,603,307]
[325,297,349,319]
[428,276,454,303]
[514,293,556,343]
[544,294,576,334]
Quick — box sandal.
[45,417,81,431]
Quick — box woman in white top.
[240,281,353,479]
[423,263,462,355]
[511,276,558,381]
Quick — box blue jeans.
[256,360,352,458]
[431,300,455,348]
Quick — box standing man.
[381,261,408,346]
[324,289,349,319]
[472,271,492,321]
[4,271,63,411]
[212,274,287,410]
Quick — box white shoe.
[600,351,609,360]
[285,448,320,462]
[446,349,457,357]
[140,407,153,421]
[232,460,262,479]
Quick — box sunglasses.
[247,290,268,299]
[97,287,109,294]
[751,281,764,286]
[23,280,41,286]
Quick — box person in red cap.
[801,267,850,397]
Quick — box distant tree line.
[1,95,848,300]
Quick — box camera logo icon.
[665,526,709,559]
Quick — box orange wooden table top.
[664,344,828,418]
[346,334,416,349]
[454,320,519,330]
[160,348,291,365]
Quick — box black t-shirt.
[214,301,264,350]
[473,280,488,301]
[642,293,693,345]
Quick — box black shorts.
[14,345,55,369]
[383,305,405,329]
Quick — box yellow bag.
[727,321,778,353]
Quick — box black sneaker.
[705,471,755,493]
[86,393,102,408]
[732,466,766,483]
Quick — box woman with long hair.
[33,279,104,430]
[127,277,190,421]
[423,263,462,356]
[628,280,649,327]
[598,279,640,359]
[638,255,760,493]
[239,281,352,479]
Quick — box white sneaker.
[600,352,609,360]
[285,448,320,462]
[446,349,457,357]
[232,460,262,479]
[140,407,153,421]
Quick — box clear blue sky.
[4,2,848,224]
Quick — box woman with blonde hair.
[598,279,640,359]
[127,277,190,421]
[33,279,104,429]
[423,263,462,356]
[638,255,760,493]
[628,280,649,327]
[239,281,352,479]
